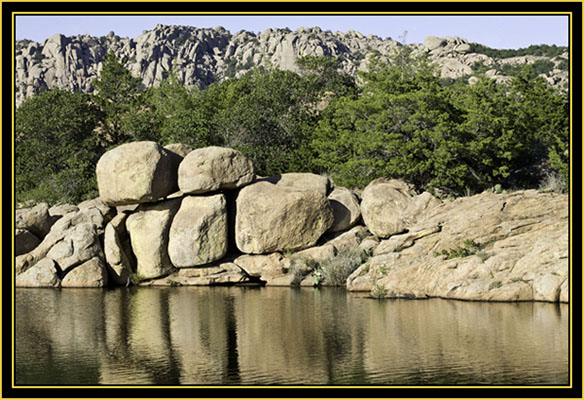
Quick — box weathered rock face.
[347,190,569,303]
[126,199,181,279]
[361,178,440,238]
[96,141,179,206]
[262,173,332,196]
[15,258,60,287]
[178,146,255,194]
[327,187,361,232]
[61,257,108,288]
[15,202,55,238]
[15,229,41,256]
[15,205,111,276]
[45,222,103,272]
[104,213,134,285]
[235,181,334,253]
[48,203,78,218]
[168,194,228,267]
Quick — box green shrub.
[313,249,368,286]
[440,239,483,259]
[371,283,387,299]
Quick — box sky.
[15,15,569,50]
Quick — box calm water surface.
[14,286,569,386]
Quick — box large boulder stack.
[96,141,179,206]
[14,142,569,303]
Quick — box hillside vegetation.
[15,48,569,206]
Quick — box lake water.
[14,286,569,386]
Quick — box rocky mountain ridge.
[15,24,569,107]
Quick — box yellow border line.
[9,8,576,393]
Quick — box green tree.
[205,68,321,175]
[15,90,104,205]
[312,49,469,192]
[454,65,569,190]
[148,70,220,147]
[92,51,145,144]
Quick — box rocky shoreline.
[15,141,569,303]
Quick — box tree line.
[15,48,569,205]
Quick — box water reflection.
[15,287,569,385]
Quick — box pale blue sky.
[15,15,569,49]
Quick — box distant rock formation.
[15,25,569,107]
[14,141,569,303]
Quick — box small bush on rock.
[313,249,368,286]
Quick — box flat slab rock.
[347,190,569,303]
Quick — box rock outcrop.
[15,202,56,238]
[347,190,569,303]
[14,25,568,107]
[14,143,570,303]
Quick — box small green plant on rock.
[439,239,483,259]
[371,283,387,299]
[129,272,146,285]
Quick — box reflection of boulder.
[168,288,235,384]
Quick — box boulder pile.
[14,141,569,303]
